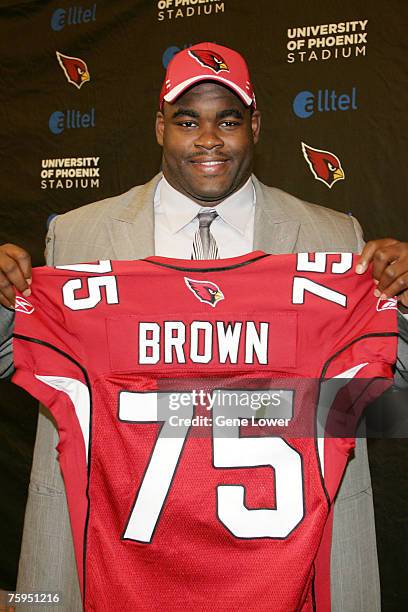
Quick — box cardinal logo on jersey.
[301,142,345,189]
[189,49,229,73]
[376,296,398,311]
[56,51,90,89]
[184,277,224,307]
[14,296,35,315]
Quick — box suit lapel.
[106,173,300,260]
[107,174,161,259]
[253,176,300,254]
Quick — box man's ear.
[251,109,261,145]
[156,111,165,146]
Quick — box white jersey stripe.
[35,375,91,463]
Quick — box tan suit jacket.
[16,175,380,612]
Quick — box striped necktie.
[191,210,220,260]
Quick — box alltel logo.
[51,4,97,31]
[293,87,357,118]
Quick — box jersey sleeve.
[321,262,398,381]
[12,267,89,429]
[294,255,398,467]
[301,260,399,525]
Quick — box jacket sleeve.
[350,215,365,252]
[0,306,15,379]
[45,215,57,266]
[395,313,408,388]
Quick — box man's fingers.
[376,287,408,308]
[354,239,408,302]
[372,246,408,293]
[2,243,32,283]
[370,248,401,287]
[398,289,408,308]
[355,238,398,274]
[355,238,408,307]
[374,270,408,299]
[0,270,18,308]
[0,245,32,308]
[0,256,31,293]
[0,297,15,309]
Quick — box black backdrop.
[0,0,407,608]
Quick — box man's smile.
[188,157,230,174]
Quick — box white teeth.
[198,161,224,166]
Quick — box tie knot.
[197,210,218,229]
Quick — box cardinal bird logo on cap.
[184,277,224,307]
[301,142,345,189]
[189,49,229,73]
[56,51,90,89]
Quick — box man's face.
[156,82,261,206]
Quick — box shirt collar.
[157,177,202,234]
[156,176,255,235]
[215,177,255,234]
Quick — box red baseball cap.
[160,42,256,109]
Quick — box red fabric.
[160,41,256,108]
[12,252,397,611]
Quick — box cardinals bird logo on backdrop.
[184,277,224,307]
[56,51,90,89]
[301,142,345,188]
[189,49,229,73]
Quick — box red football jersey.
[12,252,397,612]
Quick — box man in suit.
[1,42,408,611]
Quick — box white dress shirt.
[154,176,255,258]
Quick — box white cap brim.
[163,74,253,106]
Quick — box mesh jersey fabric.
[12,251,397,612]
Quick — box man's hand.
[356,238,408,307]
[0,243,32,309]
